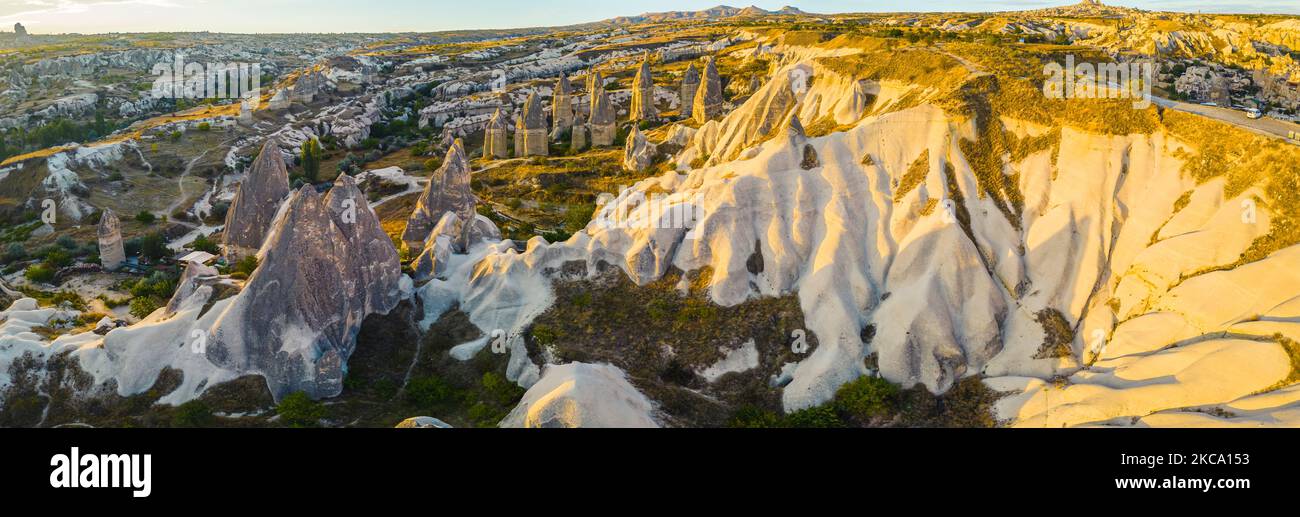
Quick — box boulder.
[622,127,658,172]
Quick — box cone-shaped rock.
[326,173,403,310]
[205,183,401,401]
[552,73,574,136]
[483,108,508,159]
[693,56,724,123]
[402,139,475,251]
[520,92,548,156]
[223,139,291,261]
[587,71,605,113]
[630,54,658,122]
[680,63,700,119]
[97,208,125,271]
[589,91,616,147]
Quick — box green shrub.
[128,296,164,319]
[782,405,844,428]
[405,375,456,408]
[24,264,54,283]
[232,255,258,277]
[480,372,524,406]
[139,232,168,261]
[190,234,219,254]
[276,391,325,428]
[834,375,899,423]
[135,211,156,224]
[171,400,214,427]
[727,406,782,428]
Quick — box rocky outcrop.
[292,69,329,102]
[401,139,476,251]
[587,71,606,113]
[483,108,508,159]
[693,56,725,123]
[552,73,575,136]
[629,54,658,122]
[97,209,125,271]
[205,177,402,401]
[222,139,291,260]
[680,63,700,119]
[165,261,221,316]
[500,363,659,428]
[519,92,549,156]
[590,91,616,147]
[622,127,658,172]
[412,211,501,282]
[395,416,452,428]
[571,123,588,152]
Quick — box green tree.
[277,391,325,427]
[300,137,323,182]
[171,400,214,427]
[139,232,168,261]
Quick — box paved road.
[1152,96,1300,144]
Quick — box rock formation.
[629,54,658,122]
[680,63,700,119]
[693,56,725,123]
[589,90,616,147]
[483,108,508,159]
[205,177,402,401]
[518,92,549,156]
[587,71,605,113]
[501,363,659,428]
[551,73,575,137]
[13,23,27,37]
[97,208,125,271]
[514,116,525,158]
[622,127,658,172]
[292,69,328,102]
[571,123,588,152]
[401,139,476,251]
[222,139,291,261]
[268,89,290,110]
[412,211,501,282]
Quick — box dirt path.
[165,146,217,223]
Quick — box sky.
[0,0,1296,34]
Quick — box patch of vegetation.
[524,265,813,426]
[276,391,326,427]
[1032,308,1075,359]
[725,375,1001,428]
[894,150,929,202]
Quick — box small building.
[177,250,218,267]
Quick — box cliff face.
[417,43,1300,428]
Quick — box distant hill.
[606,4,813,24]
